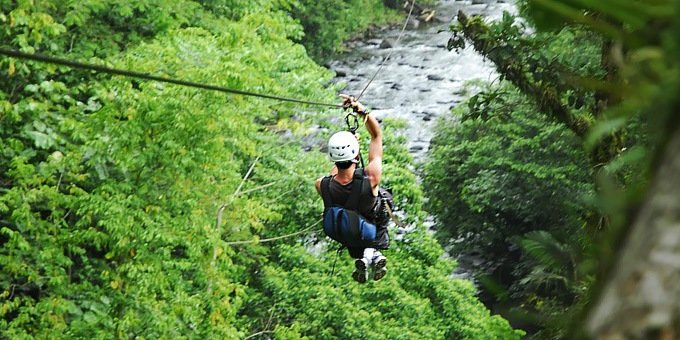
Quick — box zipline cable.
[357,0,417,100]
[0,47,343,108]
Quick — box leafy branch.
[453,10,590,137]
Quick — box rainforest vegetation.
[2,0,679,338]
[426,0,680,338]
[0,0,518,338]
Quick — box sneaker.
[373,255,387,281]
[352,258,369,284]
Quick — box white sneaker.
[373,255,387,281]
[352,258,369,284]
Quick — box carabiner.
[344,112,360,134]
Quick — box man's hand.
[339,94,366,115]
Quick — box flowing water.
[329,0,517,163]
[328,0,517,278]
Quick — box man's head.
[328,131,359,167]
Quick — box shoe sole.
[353,259,368,283]
[373,258,387,281]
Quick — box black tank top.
[321,172,389,250]
[328,176,378,218]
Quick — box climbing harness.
[320,168,379,249]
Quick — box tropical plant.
[425,80,593,333]
[1,1,522,337]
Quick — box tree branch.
[244,330,275,340]
[456,10,590,137]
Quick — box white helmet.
[328,131,360,163]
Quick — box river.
[329,0,517,163]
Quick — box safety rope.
[357,0,417,100]
[0,47,342,108]
[225,219,321,245]
[385,203,408,229]
[329,245,345,285]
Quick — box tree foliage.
[520,0,680,338]
[1,0,520,338]
[287,0,401,62]
[426,0,680,337]
[425,83,592,334]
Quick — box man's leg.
[372,250,387,281]
[350,247,368,283]
[362,248,375,262]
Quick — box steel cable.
[0,47,343,108]
[357,0,417,100]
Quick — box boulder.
[379,39,394,49]
[406,17,420,30]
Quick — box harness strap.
[320,176,333,209]
[346,210,362,241]
[321,169,371,213]
[346,168,364,211]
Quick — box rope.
[225,219,321,245]
[385,203,408,229]
[357,0,417,100]
[329,245,344,285]
[0,47,342,108]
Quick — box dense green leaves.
[288,0,401,62]
[428,0,680,337]
[425,83,593,335]
[1,0,519,337]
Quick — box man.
[315,94,389,283]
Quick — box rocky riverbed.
[329,0,517,163]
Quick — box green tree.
[2,1,521,337]
[425,83,592,333]
[426,0,678,337]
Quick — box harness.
[319,168,378,248]
[320,168,374,214]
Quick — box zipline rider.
[315,94,392,283]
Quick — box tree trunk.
[587,125,680,339]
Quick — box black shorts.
[346,225,389,258]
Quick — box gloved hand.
[339,94,367,115]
